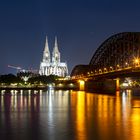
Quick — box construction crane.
[8,65,22,73]
[8,65,38,74]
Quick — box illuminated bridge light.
[110,66,113,71]
[134,58,140,67]
[103,68,107,73]
[134,58,139,63]
[99,69,102,74]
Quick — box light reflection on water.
[0,90,140,140]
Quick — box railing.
[72,64,140,80]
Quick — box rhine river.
[0,89,140,140]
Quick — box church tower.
[52,37,60,64]
[43,36,50,63]
[39,36,68,77]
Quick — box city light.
[58,83,63,87]
[134,58,139,66]
[110,66,113,71]
[99,69,102,74]
[117,64,120,67]
[69,83,74,87]
[134,58,139,63]
[122,82,129,87]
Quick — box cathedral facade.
[39,37,68,77]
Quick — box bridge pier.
[85,79,116,94]
[116,78,120,91]
[78,80,85,91]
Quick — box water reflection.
[70,91,140,140]
[0,90,140,140]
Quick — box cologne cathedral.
[39,37,68,77]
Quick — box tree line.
[0,72,60,85]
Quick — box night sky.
[0,0,140,74]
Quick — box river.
[0,89,140,140]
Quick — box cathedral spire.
[53,36,59,52]
[44,36,50,53]
[43,36,50,63]
[52,36,60,63]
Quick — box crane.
[8,65,38,74]
[8,65,21,70]
[8,65,22,73]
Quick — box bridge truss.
[71,32,140,78]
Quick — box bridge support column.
[85,79,116,94]
[116,78,120,91]
[78,80,85,91]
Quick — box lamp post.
[134,58,139,67]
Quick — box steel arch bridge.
[71,32,140,78]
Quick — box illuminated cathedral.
[39,37,68,77]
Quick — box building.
[39,37,68,77]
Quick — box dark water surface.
[0,90,140,140]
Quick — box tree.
[0,74,23,85]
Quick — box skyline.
[0,0,140,74]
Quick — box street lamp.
[125,62,129,68]
[99,69,102,74]
[110,66,113,71]
[116,64,120,70]
[134,58,139,67]
[104,68,107,73]
[94,70,97,75]
[135,59,139,63]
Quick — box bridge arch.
[90,32,140,70]
[71,32,140,77]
